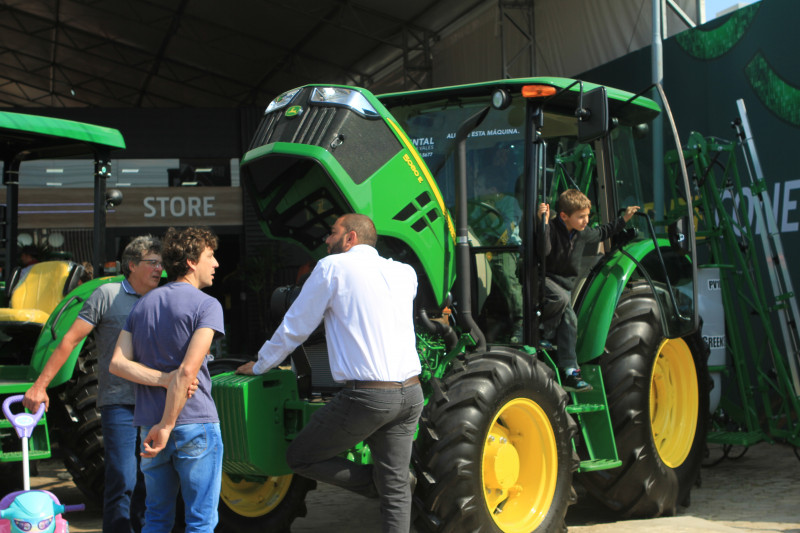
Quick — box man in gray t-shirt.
[111,226,225,531]
[24,235,163,533]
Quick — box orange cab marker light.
[521,85,557,98]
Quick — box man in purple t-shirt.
[111,227,225,532]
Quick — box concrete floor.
[21,441,800,532]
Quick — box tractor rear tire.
[56,335,105,504]
[414,346,578,532]
[579,281,710,517]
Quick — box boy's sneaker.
[562,368,593,393]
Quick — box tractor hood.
[241,85,456,307]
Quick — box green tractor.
[213,78,710,532]
[0,111,126,500]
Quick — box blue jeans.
[138,423,223,533]
[286,384,424,533]
[101,404,146,533]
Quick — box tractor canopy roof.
[379,77,661,126]
[0,111,126,162]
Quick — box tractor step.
[567,364,621,472]
[0,449,51,462]
[578,458,622,471]
[707,430,765,446]
[566,403,606,413]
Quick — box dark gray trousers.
[286,383,424,533]
[542,277,579,369]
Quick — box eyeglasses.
[139,259,164,268]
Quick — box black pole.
[4,159,20,283]
[93,154,110,277]
[454,106,490,352]
[522,101,545,346]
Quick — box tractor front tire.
[56,335,105,504]
[579,281,710,517]
[414,346,578,532]
[217,473,316,532]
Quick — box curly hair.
[162,227,218,280]
[557,189,592,216]
[121,235,162,277]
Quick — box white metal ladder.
[734,98,800,396]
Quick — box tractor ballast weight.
[213,79,709,531]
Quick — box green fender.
[575,239,667,364]
[27,275,125,386]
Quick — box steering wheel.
[468,200,505,239]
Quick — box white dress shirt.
[253,244,421,382]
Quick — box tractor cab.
[241,80,698,354]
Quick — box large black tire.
[414,346,579,532]
[217,473,316,532]
[208,358,317,533]
[54,334,105,504]
[579,281,710,517]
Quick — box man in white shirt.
[237,213,423,533]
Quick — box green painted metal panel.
[241,88,456,306]
[212,369,300,477]
[0,111,126,148]
[27,275,124,386]
[575,240,656,363]
[0,111,126,155]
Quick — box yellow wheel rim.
[220,472,292,517]
[482,398,558,533]
[650,338,699,468]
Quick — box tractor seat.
[0,261,84,326]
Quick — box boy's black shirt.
[544,215,626,291]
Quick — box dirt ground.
[21,441,800,532]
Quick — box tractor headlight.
[310,87,379,118]
[265,87,301,114]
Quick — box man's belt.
[343,376,420,389]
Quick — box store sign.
[0,187,243,228]
[143,195,217,218]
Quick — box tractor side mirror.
[577,87,609,143]
[668,216,691,255]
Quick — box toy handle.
[2,394,46,439]
[63,504,86,513]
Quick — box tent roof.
[0,0,488,109]
[0,0,699,110]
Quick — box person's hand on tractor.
[235,361,257,375]
[622,205,641,222]
[22,384,49,412]
[538,202,550,223]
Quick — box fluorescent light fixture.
[195,168,213,172]
[121,168,139,173]
[46,168,64,173]
[46,182,63,186]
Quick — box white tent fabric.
[390,0,696,90]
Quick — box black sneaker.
[562,369,593,393]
